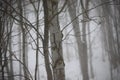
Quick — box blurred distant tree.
[67,0,90,80]
[17,0,29,79]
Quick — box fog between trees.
[0,0,120,80]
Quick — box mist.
[0,0,120,80]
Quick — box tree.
[67,0,89,80]
[43,0,65,80]
[1,0,120,80]
[42,0,53,80]
[17,0,29,79]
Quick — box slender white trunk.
[49,0,65,80]
[88,23,94,79]
[17,0,29,79]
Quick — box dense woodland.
[0,0,120,80]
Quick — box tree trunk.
[8,24,14,80]
[49,1,65,80]
[43,0,53,80]
[88,23,94,79]
[34,2,40,79]
[18,0,29,79]
[81,0,89,80]
[67,0,89,80]
[18,26,22,80]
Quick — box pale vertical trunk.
[23,0,28,70]
[67,0,89,80]
[88,23,94,79]
[18,26,22,80]
[101,17,114,80]
[101,4,116,80]
[65,29,70,61]
[18,0,28,79]
[35,17,39,80]
[81,15,89,80]
[43,0,65,80]
[8,24,14,80]
[81,0,89,80]
[106,18,115,80]
[34,2,40,79]
[48,0,65,80]
[35,15,39,80]
[67,0,83,77]
[22,16,28,80]
[28,2,41,79]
